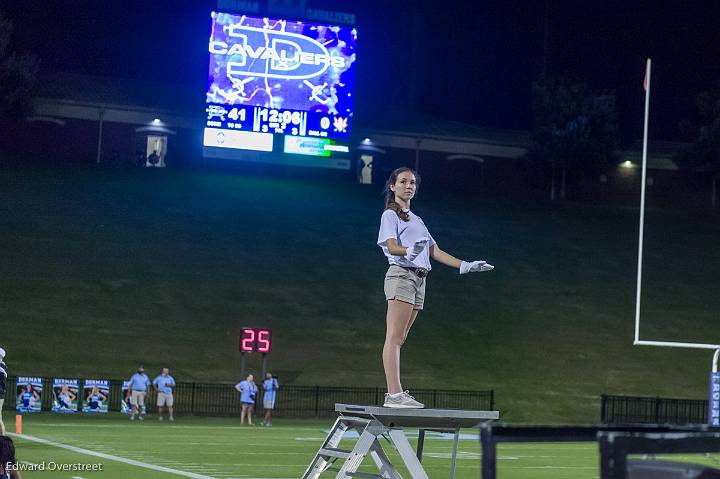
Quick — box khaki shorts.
[157,392,174,407]
[263,399,275,410]
[384,265,427,310]
[130,390,146,407]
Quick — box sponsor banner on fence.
[83,379,110,413]
[710,372,720,426]
[121,381,130,414]
[52,378,79,413]
[16,377,42,413]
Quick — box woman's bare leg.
[383,299,415,394]
[402,310,420,346]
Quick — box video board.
[205,12,356,142]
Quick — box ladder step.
[347,473,384,479]
[319,447,353,459]
[339,417,372,428]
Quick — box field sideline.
[6,414,720,479]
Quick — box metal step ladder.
[302,404,499,479]
[302,415,405,479]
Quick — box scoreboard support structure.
[239,352,268,378]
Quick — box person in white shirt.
[377,167,494,408]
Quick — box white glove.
[405,239,429,261]
[459,260,494,274]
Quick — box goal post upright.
[632,59,720,425]
[632,58,719,353]
[634,58,651,345]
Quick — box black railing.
[3,376,494,417]
[480,423,720,479]
[601,394,708,425]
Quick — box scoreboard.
[203,12,357,168]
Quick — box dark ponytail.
[0,436,16,471]
[384,167,420,222]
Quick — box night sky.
[6,0,720,141]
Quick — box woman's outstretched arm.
[430,245,462,269]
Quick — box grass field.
[7,414,720,479]
[2,165,720,422]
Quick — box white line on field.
[28,423,312,430]
[9,433,215,479]
[424,451,481,460]
[503,466,597,469]
[10,433,300,479]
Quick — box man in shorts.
[128,366,150,421]
[261,372,279,427]
[153,367,176,421]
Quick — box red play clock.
[239,328,271,353]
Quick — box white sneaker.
[383,391,424,409]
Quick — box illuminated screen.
[240,328,272,353]
[284,136,350,156]
[206,12,357,140]
[203,127,273,151]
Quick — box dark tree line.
[527,74,618,200]
[677,84,720,208]
[529,71,720,208]
[0,9,39,119]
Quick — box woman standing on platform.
[377,167,494,408]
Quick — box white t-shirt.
[377,208,436,270]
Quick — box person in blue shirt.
[261,372,279,427]
[234,374,257,426]
[121,383,132,414]
[128,366,151,421]
[56,384,76,411]
[153,367,176,422]
[85,386,107,412]
[17,385,39,412]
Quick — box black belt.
[404,267,429,278]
